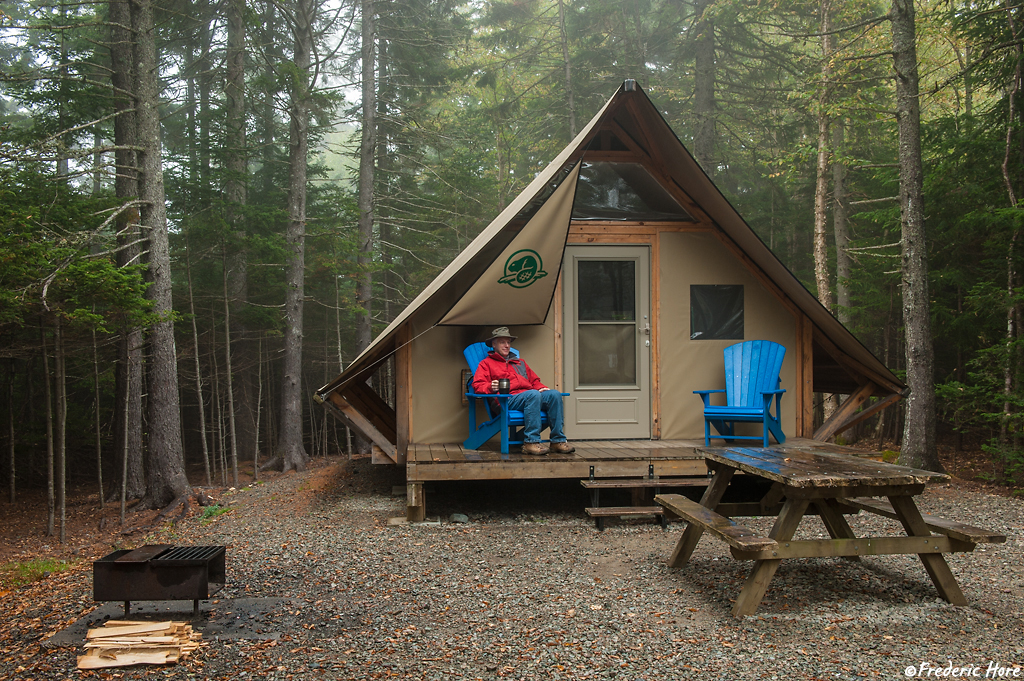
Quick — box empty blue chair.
[694,340,786,447]
[463,342,564,457]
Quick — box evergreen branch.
[18,112,121,154]
[782,14,891,39]
[849,196,899,205]
[840,50,896,62]
[847,242,902,251]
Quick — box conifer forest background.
[2,0,1023,536]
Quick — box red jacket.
[472,350,547,395]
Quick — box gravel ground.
[4,456,1022,680]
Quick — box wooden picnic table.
[656,446,1006,618]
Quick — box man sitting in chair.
[471,327,575,455]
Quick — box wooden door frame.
[560,241,653,439]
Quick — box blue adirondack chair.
[462,342,567,457]
[694,340,786,447]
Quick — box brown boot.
[549,441,575,454]
[521,442,548,455]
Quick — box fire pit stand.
[93,544,226,617]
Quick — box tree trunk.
[352,0,377,457]
[262,0,279,199]
[357,0,376,354]
[185,241,212,486]
[42,325,55,536]
[225,0,257,467]
[814,0,838,423]
[277,0,314,472]
[135,0,191,506]
[7,360,14,504]
[891,0,940,471]
[833,121,852,326]
[999,45,1022,453]
[557,0,576,139]
[254,333,263,480]
[92,327,104,508]
[813,0,834,315]
[109,0,145,503]
[55,317,66,543]
[692,0,716,175]
[223,248,239,487]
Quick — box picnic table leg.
[888,495,968,605]
[813,498,861,562]
[668,465,735,568]
[733,497,809,618]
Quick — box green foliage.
[0,558,73,588]
[200,504,231,523]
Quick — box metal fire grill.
[93,544,226,617]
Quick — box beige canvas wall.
[658,232,797,440]
[410,314,558,444]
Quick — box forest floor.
[0,442,1020,680]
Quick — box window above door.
[573,162,695,222]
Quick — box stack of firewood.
[76,620,203,669]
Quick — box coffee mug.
[498,378,510,394]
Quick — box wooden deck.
[402,438,876,520]
[406,438,864,482]
[407,439,706,482]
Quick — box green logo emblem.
[498,250,547,288]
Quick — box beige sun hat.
[485,326,517,346]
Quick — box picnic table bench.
[657,446,1006,617]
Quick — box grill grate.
[153,546,223,563]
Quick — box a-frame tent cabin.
[315,80,905,519]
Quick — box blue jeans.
[506,389,566,443]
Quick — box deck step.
[585,506,665,531]
[580,477,708,489]
[586,506,664,517]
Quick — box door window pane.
[578,261,635,321]
[690,285,744,340]
[578,324,637,385]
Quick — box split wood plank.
[78,620,202,670]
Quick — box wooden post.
[406,482,425,522]
[796,315,814,438]
[396,326,412,464]
[651,233,661,439]
[553,270,563,392]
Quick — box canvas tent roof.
[317,80,904,401]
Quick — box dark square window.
[690,285,743,340]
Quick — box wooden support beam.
[812,326,905,395]
[324,394,397,463]
[581,150,643,163]
[651,233,661,439]
[623,97,666,165]
[796,315,814,438]
[730,535,955,560]
[342,379,397,443]
[813,381,877,442]
[711,230,802,318]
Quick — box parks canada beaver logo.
[497,250,547,289]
